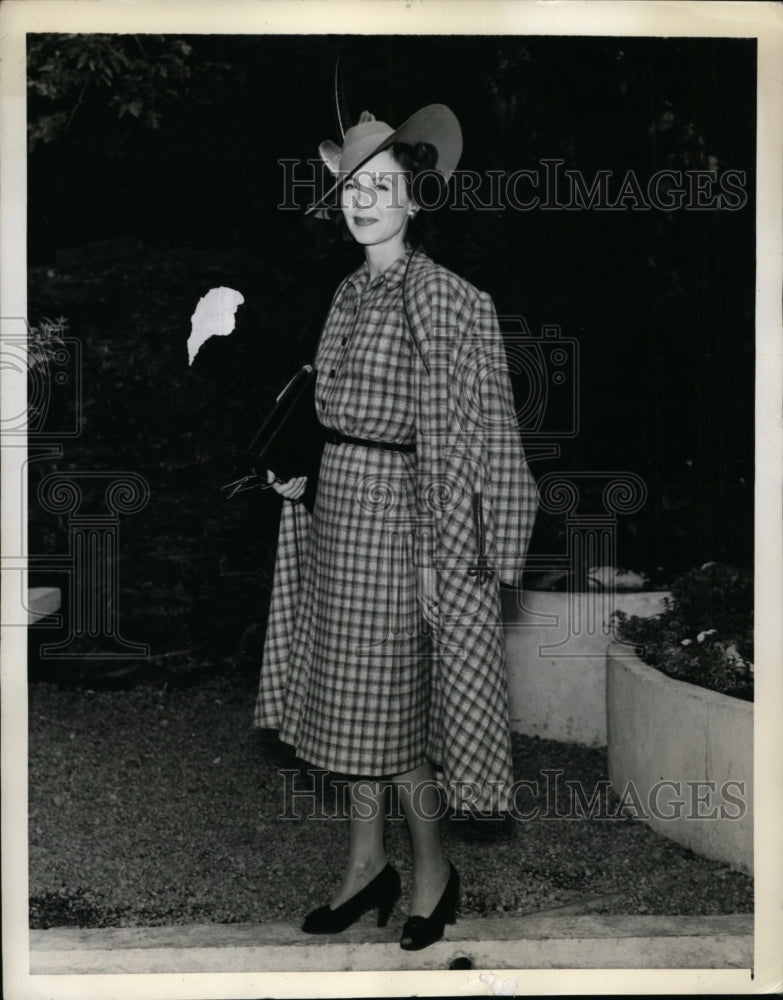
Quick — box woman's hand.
[417,565,439,629]
[267,469,307,501]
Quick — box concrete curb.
[30,914,753,973]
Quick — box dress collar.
[346,247,419,294]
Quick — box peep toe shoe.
[400,860,460,951]
[302,862,402,934]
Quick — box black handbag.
[222,248,425,511]
[221,364,325,511]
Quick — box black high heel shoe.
[302,862,401,934]
[400,859,460,951]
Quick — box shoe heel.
[445,868,460,924]
[377,886,400,928]
[443,895,459,925]
[302,863,401,935]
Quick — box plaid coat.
[255,248,538,813]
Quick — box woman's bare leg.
[329,777,389,908]
[392,762,450,915]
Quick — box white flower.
[680,638,692,646]
[696,628,717,643]
[725,643,748,667]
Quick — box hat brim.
[306,104,462,216]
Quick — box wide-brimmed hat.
[306,103,462,215]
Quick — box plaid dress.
[254,248,538,812]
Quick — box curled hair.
[390,141,444,248]
[389,141,439,185]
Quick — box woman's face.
[340,149,413,253]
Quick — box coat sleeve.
[471,290,538,584]
[410,269,537,591]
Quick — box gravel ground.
[28,670,753,929]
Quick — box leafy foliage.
[613,563,753,699]
[26,236,334,673]
[27,315,68,369]
[27,34,193,151]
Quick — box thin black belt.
[322,429,415,453]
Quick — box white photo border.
[2,1,781,997]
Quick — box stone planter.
[606,642,753,874]
[502,588,669,746]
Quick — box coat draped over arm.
[403,253,538,813]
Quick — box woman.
[254,105,538,950]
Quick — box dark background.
[26,34,756,677]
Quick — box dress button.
[329,368,336,377]
[341,337,347,346]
